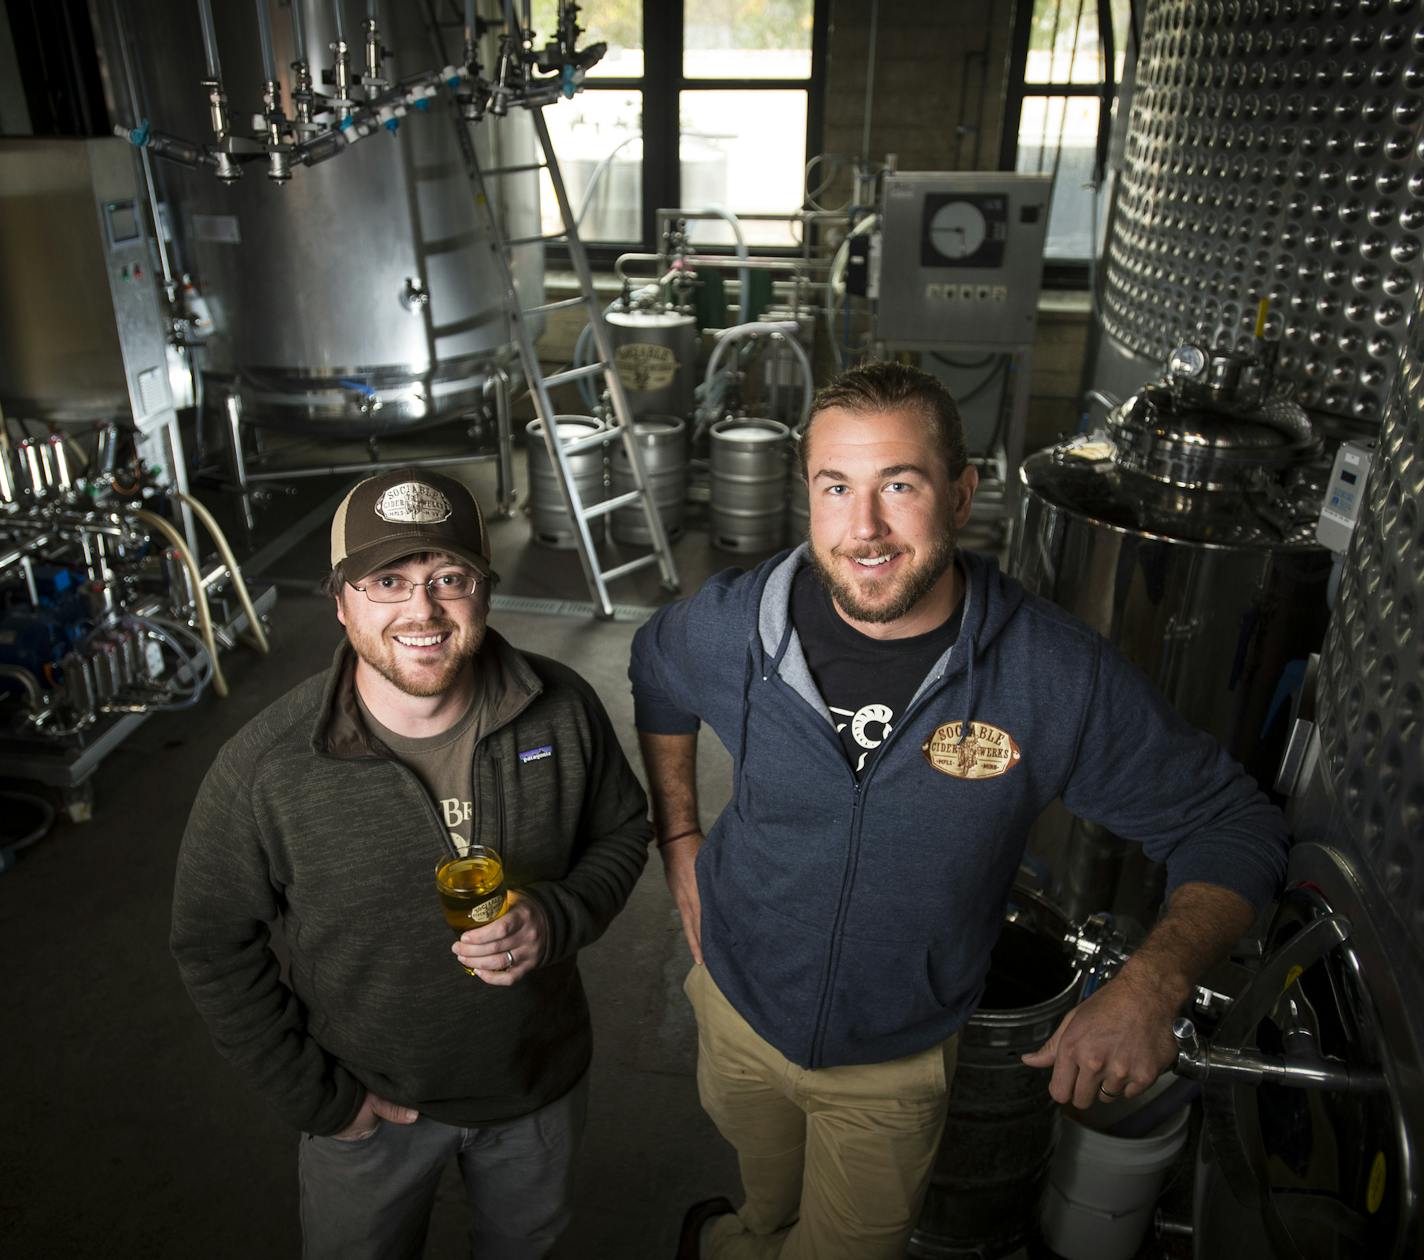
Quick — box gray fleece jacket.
[630,546,1290,1071]
[172,629,649,1134]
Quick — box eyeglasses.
[349,572,482,603]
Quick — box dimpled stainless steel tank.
[109,1,542,436]
[1096,0,1424,424]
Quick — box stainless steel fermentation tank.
[106,1,542,436]
[1013,361,1332,919]
[1095,0,1424,423]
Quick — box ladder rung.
[599,552,662,583]
[505,232,564,248]
[557,427,614,456]
[523,295,589,317]
[581,490,643,520]
[544,362,607,390]
[483,162,547,177]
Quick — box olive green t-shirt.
[355,680,485,856]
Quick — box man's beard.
[809,527,957,625]
[348,616,484,698]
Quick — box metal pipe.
[332,0,346,42]
[111,0,177,297]
[290,0,307,63]
[19,555,39,605]
[235,452,493,481]
[196,0,223,79]
[861,0,879,165]
[254,0,279,82]
[0,533,54,570]
[1172,1018,1388,1094]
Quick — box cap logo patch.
[922,720,1022,780]
[375,482,452,525]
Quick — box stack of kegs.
[526,415,608,549]
[610,415,688,546]
[709,417,790,553]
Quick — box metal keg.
[610,415,688,546]
[760,305,816,426]
[525,415,608,550]
[709,418,789,554]
[787,427,810,542]
[910,886,1085,1259]
[606,309,699,418]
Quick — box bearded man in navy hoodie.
[629,361,1289,1260]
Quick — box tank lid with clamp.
[1106,388,1320,492]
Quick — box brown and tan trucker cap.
[330,468,493,582]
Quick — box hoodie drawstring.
[954,636,979,745]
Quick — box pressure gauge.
[1168,343,1210,381]
[920,193,1009,268]
[927,201,987,260]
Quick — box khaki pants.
[685,964,958,1260]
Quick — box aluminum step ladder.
[453,108,681,618]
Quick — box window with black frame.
[1002,0,1133,287]
[531,0,826,257]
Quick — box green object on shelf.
[744,269,775,324]
[694,268,727,329]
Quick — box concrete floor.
[0,438,749,1259]
[0,429,1186,1259]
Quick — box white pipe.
[677,205,752,323]
[132,509,228,698]
[173,490,270,654]
[702,321,815,431]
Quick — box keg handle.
[1067,908,1386,1094]
[1172,1017,1386,1094]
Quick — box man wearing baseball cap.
[172,468,650,1258]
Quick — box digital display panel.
[105,201,140,245]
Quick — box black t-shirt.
[791,565,964,778]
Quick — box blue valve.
[338,115,355,131]
[561,66,576,98]
[128,119,152,147]
[383,117,400,133]
[413,98,431,112]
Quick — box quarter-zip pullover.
[629,546,1289,1070]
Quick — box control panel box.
[874,173,1052,347]
[1317,439,1375,553]
[0,138,175,433]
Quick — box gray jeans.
[298,1072,589,1260]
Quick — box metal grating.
[1102,0,1424,424]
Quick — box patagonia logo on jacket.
[519,744,554,764]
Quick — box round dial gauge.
[1168,344,1209,380]
[928,200,989,260]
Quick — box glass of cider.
[435,846,508,974]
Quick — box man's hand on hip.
[331,1092,419,1141]
[660,831,704,964]
[453,889,547,985]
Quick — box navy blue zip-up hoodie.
[630,545,1289,1071]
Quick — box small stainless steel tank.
[606,309,699,419]
[1014,349,1334,917]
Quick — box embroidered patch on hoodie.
[922,721,1022,780]
[519,744,554,764]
